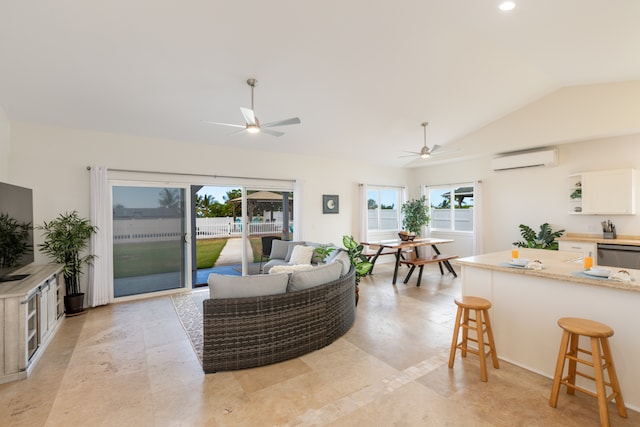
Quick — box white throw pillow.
[288,261,342,292]
[289,245,315,265]
[208,273,289,299]
[269,264,314,274]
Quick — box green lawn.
[196,238,228,268]
[114,237,265,278]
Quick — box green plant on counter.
[513,223,565,250]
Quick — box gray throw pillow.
[287,261,342,292]
[208,273,289,299]
[332,250,351,276]
[269,239,290,260]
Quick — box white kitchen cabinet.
[558,240,597,263]
[569,168,636,215]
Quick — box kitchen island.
[454,248,640,411]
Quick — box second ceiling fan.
[401,122,442,159]
[206,78,301,137]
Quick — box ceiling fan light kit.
[401,121,441,160]
[205,78,301,137]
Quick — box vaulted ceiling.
[1,1,639,167]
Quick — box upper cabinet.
[569,168,637,215]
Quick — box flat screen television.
[0,181,34,281]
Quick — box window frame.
[426,183,475,233]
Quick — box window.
[428,184,474,232]
[367,186,402,231]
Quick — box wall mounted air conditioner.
[491,148,558,171]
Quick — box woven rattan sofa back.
[202,267,355,373]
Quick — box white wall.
[8,122,410,267]
[411,134,640,254]
[0,104,9,181]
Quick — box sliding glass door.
[112,185,187,297]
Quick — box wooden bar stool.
[448,296,499,381]
[549,317,627,427]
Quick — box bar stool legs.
[549,317,627,427]
[448,296,499,382]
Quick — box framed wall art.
[322,195,339,214]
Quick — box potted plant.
[342,235,373,305]
[400,196,430,240]
[38,211,98,314]
[0,212,32,269]
[513,223,565,250]
[314,244,336,263]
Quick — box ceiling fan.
[401,122,442,159]
[205,78,301,137]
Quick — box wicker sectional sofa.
[202,267,356,373]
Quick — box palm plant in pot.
[400,196,430,241]
[38,211,98,314]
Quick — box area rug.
[171,289,209,364]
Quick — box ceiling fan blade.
[228,127,248,136]
[260,128,285,137]
[203,120,246,129]
[240,107,257,125]
[263,117,301,128]
[400,151,421,156]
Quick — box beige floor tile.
[1,262,638,427]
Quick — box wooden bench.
[399,254,459,286]
[363,245,406,274]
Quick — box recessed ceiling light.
[498,1,516,11]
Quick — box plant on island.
[513,223,565,251]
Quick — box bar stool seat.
[549,317,627,427]
[448,296,499,381]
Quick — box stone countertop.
[454,248,640,293]
[558,233,640,246]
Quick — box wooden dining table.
[364,237,455,284]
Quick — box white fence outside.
[113,217,285,243]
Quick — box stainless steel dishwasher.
[597,243,640,269]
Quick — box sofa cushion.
[332,250,351,276]
[269,239,291,260]
[287,261,342,292]
[208,272,289,299]
[289,245,315,265]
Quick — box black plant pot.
[64,293,85,315]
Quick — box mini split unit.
[491,148,558,171]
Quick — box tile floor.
[1,262,638,426]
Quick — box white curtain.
[473,180,484,255]
[293,180,303,241]
[88,166,113,307]
[359,184,368,242]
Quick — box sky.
[112,185,240,209]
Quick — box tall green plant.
[401,196,430,235]
[513,223,565,250]
[0,212,32,268]
[342,235,372,287]
[38,211,98,295]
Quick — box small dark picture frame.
[323,195,339,214]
